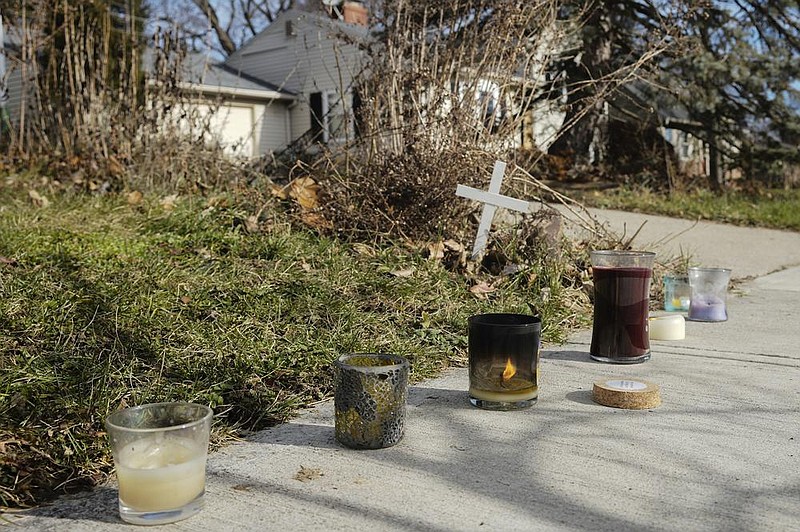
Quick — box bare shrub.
[304,1,569,240]
[0,1,250,192]
[317,145,486,241]
[311,0,677,242]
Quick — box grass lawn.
[0,186,591,507]
[574,187,800,231]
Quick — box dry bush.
[306,1,569,240]
[315,145,486,241]
[311,0,680,243]
[0,1,250,192]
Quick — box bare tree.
[146,0,297,56]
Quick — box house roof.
[230,8,370,62]
[614,82,702,130]
[144,49,296,101]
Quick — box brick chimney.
[342,1,368,27]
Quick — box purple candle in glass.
[589,250,655,363]
[688,267,731,322]
[688,295,727,321]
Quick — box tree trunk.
[705,118,722,191]
[548,4,612,166]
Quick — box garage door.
[193,103,255,158]
[208,104,255,157]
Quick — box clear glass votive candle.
[663,275,690,312]
[334,353,410,450]
[105,402,213,525]
[590,250,655,363]
[688,267,731,322]
[468,313,541,410]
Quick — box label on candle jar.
[605,380,648,391]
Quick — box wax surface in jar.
[469,385,538,403]
[689,295,727,321]
[591,266,651,358]
[116,437,206,512]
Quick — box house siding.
[256,100,292,155]
[227,11,365,144]
[3,60,30,130]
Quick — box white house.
[0,4,368,159]
[145,50,297,158]
[223,4,369,150]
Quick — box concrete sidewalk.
[7,214,800,531]
[560,206,800,279]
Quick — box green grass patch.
[0,188,591,507]
[577,187,800,231]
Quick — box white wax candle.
[649,314,685,340]
[116,437,206,512]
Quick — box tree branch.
[190,0,237,55]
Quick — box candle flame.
[502,358,516,381]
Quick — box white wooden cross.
[455,160,534,259]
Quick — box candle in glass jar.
[116,437,206,512]
[469,359,538,403]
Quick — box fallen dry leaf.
[180,296,192,304]
[427,241,445,261]
[244,215,260,233]
[0,256,18,267]
[126,191,143,205]
[443,239,464,252]
[288,177,320,210]
[28,189,50,208]
[293,466,323,482]
[352,243,375,256]
[469,281,496,297]
[160,194,178,211]
[270,184,290,200]
[389,268,415,278]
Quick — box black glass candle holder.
[334,353,409,449]
[468,313,541,410]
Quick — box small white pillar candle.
[649,314,685,341]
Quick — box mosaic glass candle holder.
[334,353,409,450]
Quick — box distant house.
[145,50,296,158]
[1,3,569,159]
[164,2,567,158]
[1,2,723,181]
[223,5,369,151]
[0,4,368,160]
[157,4,370,158]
